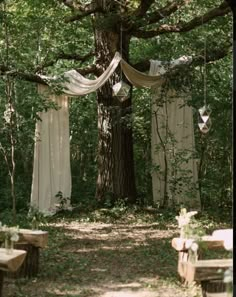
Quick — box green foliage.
[191,56,232,210]
[0,0,232,218]
[2,205,231,295]
[0,79,61,212]
[132,88,152,204]
[27,205,47,229]
[69,93,98,205]
[130,16,232,210]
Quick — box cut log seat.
[11,230,48,278]
[0,229,48,279]
[171,237,225,252]
[172,229,233,297]
[0,229,48,249]
[201,280,227,297]
[204,293,228,297]
[184,259,232,283]
[0,248,27,272]
[18,229,48,248]
[0,248,27,297]
[9,243,40,278]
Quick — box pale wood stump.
[18,229,48,248]
[1,229,48,279]
[0,248,27,297]
[0,229,48,249]
[172,229,233,297]
[10,230,48,278]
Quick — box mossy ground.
[3,207,231,297]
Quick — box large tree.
[0,0,232,205]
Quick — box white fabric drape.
[121,59,163,88]
[30,84,71,214]
[121,55,192,88]
[150,60,200,209]
[40,52,122,96]
[31,52,200,213]
[63,52,122,96]
[39,52,192,96]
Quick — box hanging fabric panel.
[150,59,201,210]
[30,84,71,214]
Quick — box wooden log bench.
[0,248,27,297]
[172,229,233,297]
[1,229,48,278]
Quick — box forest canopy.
[0,0,232,219]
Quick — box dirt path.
[4,220,201,297]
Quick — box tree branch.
[133,0,155,18]
[132,1,231,38]
[133,44,232,73]
[141,0,190,26]
[0,65,47,84]
[57,0,78,10]
[224,0,235,12]
[57,0,101,22]
[65,8,100,22]
[123,0,189,33]
[1,62,98,85]
[57,0,96,11]
[36,50,95,71]
[75,64,98,76]
[191,44,232,66]
[63,1,103,23]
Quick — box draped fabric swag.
[31,52,200,213]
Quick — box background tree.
[56,0,231,205]
[0,0,232,213]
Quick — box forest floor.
[3,207,231,297]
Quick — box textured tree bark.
[94,11,136,204]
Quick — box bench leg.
[177,251,189,283]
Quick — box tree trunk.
[94,17,136,204]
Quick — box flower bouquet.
[0,224,19,254]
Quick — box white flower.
[191,242,199,252]
[186,211,198,218]
[185,239,194,249]
[176,216,190,228]
[175,209,198,228]
[2,226,19,242]
[224,267,233,283]
[11,233,19,242]
[224,238,233,251]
